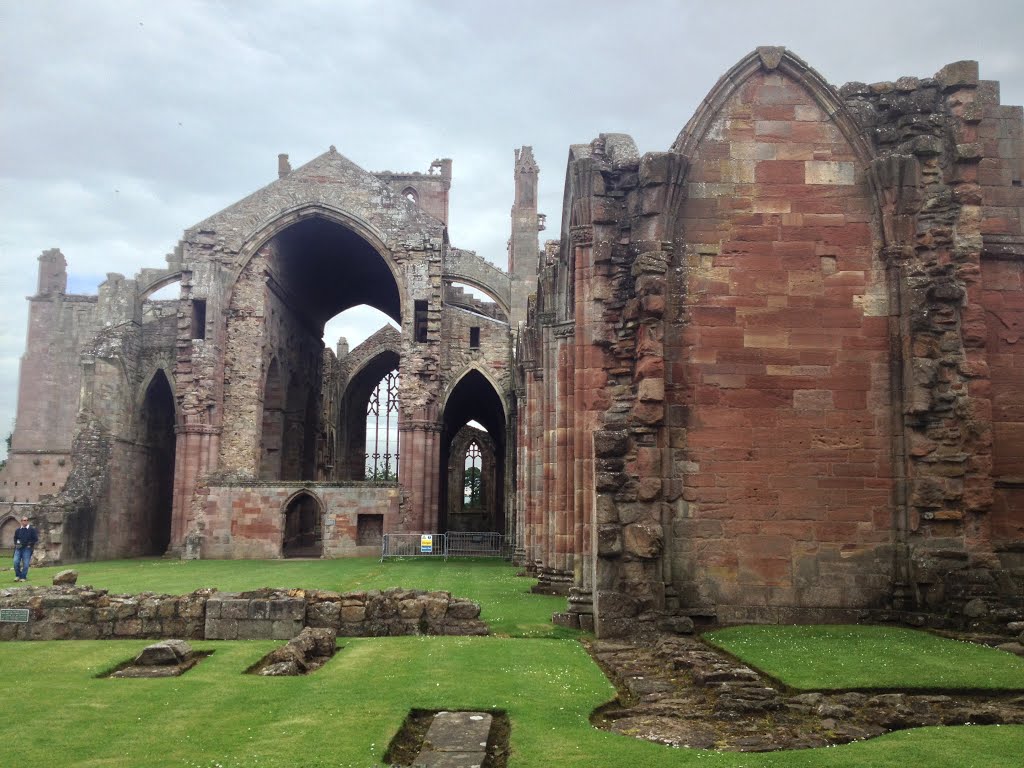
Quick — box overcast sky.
[1,0,1022,458]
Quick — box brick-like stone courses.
[0,586,486,641]
[983,257,1024,543]
[672,67,892,619]
[440,306,511,398]
[520,50,1024,637]
[0,587,209,641]
[847,62,1023,612]
[201,483,399,558]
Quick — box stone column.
[398,419,441,532]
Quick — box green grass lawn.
[706,624,1024,691]
[3,558,1023,766]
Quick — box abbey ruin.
[2,49,1022,636]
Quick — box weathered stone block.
[623,522,664,559]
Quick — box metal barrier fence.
[446,531,506,558]
[381,532,507,561]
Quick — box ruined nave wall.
[668,67,894,620]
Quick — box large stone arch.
[439,367,509,534]
[227,203,407,325]
[219,209,406,482]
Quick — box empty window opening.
[357,514,384,546]
[366,369,400,481]
[414,300,428,343]
[464,441,482,507]
[469,327,480,349]
[401,186,418,204]
[191,299,207,340]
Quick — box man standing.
[13,516,38,582]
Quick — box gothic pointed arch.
[439,367,510,533]
[281,488,323,558]
[259,357,284,480]
[446,424,499,532]
[672,47,875,167]
[228,203,406,325]
[136,368,176,555]
[338,348,401,481]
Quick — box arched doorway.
[282,490,322,558]
[0,515,19,556]
[140,370,175,555]
[439,370,507,533]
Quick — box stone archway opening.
[260,358,284,480]
[140,370,175,555]
[446,425,498,532]
[247,215,402,483]
[336,352,401,481]
[440,371,507,533]
[0,515,19,556]
[282,491,322,558]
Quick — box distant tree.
[366,459,397,482]
[463,466,482,506]
[0,430,11,472]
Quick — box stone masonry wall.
[669,65,893,620]
[0,586,487,641]
[982,257,1024,544]
[200,483,400,558]
[440,306,511,394]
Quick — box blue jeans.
[13,547,32,580]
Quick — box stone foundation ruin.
[1,48,1021,637]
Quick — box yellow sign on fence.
[420,535,433,553]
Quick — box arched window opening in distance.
[464,441,481,507]
[366,369,400,481]
[401,186,418,204]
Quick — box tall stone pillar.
[399,419,441,532]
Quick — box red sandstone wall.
[670,70,894,617]
[0,454,69,503]
[982,257,1024,544]
[202,484,399,558]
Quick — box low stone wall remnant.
[0,586,488,641]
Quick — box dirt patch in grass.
[587,634,1024,752]
[385,708,510,767]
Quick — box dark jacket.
[13,525,38,549]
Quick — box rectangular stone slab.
[423,711,492,751]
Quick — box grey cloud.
[1,0,1021,456]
